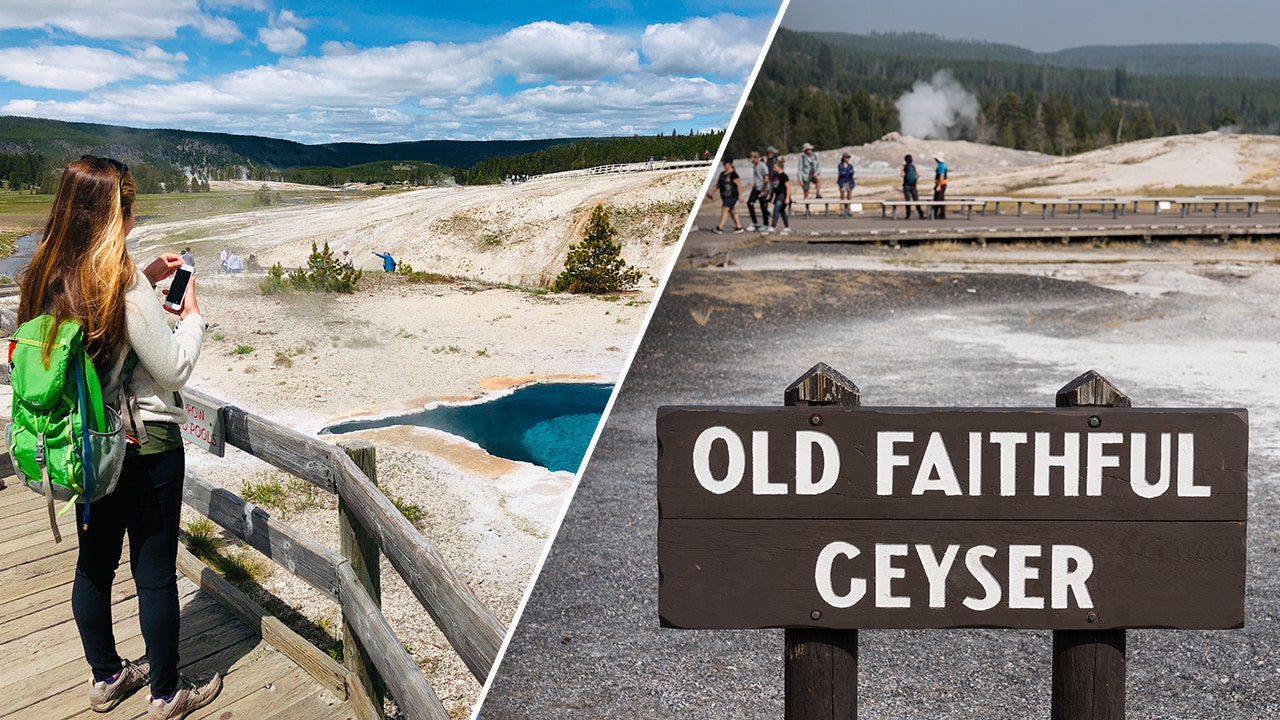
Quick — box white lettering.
[1176,433,1207,497]
[692,426,744,494]
[815,541,865,608]
[875,544,910,608]
[1086,433,1123,496]
[912,432,962,496]
[968,432,983,496]
[1033,432,1080,496]
[963,545,1002,611]
[752,431,786,495]
[877,432,914,496]
[795,431,839,495]
[915,544,960,608]
[989,432,1027,496]
[1007,545,1044,609]
[1052,545,1095,609]
[1130,432,1171,498]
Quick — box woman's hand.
[144,253,184,286]
[178,276,201,320]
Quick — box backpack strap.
[73,352,94,531]
[37,433,62,544]
[119,350,149,446]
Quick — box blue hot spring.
[321,383,614,473]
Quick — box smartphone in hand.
[163,264,194,313]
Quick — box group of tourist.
[707,142,861,234]
[707,143,952,229]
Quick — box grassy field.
[0,185,399,254]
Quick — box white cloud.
[642,15,765,77]
[198,14,243,43]
[204,0,267,10]
[0,0,240,42]
[0,44,187,91]
[424,74,741,140]
[258,11,309,55]
[321,40,359,56]
[489,22,637,82]
[0,14,767,142]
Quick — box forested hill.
[727,28,1280,159]
[0,116,573,175]
[0,116,718,192]
[1048,44,1280,80]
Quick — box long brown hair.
[18,156,137,366]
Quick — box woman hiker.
[18,156,220,719]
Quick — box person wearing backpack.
[901,154,926,220]
[15,156,219,718]
[933,153,949,219]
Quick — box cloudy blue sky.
[0,0,782,143]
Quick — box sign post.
[180,392,226,456]
[1052,371,1129,720]
[657,367,1248,719]
[783,364,861,720]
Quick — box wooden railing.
[0,308,504,720]
[179,388,504,720]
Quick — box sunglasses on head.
[79,155,128,179]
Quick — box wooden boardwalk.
[0,481,357,720]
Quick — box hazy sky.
[781,0,1279,52]
[0,0,782,143]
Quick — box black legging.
[748,188,767,225]
[73,448,185,697]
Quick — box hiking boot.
[146,673,222,720]
[89,659,151,712]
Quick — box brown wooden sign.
[657,406,1248,631]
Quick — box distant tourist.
[181,247,194,267]
[219,246,229,272]
[373,251,397,272]
[901,154,925,220]
[768,158,790,234]
[837,153,855,216]
[799,142,821,199]
[246,254,262,272]
[342,250,353,269]
[933,153,948,219]
[747,151,770,231]
[225,252,242,273]
[708,160,744,234]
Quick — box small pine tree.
[552,204,642,294]
[259,242,362,295]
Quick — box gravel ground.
[479,248,1280,718]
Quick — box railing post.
[339,439,385,717]
[783,363,860,720]
[1052,371,1129,720]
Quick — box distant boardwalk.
[532,159,710,182]
[0,485,356,720]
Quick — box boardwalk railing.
[531,158,710,181]
[0,308,503,720]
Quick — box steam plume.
[895,70,978,140]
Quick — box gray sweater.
[99,268,205,426]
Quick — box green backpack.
[7,316,125,542]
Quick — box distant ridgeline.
[0,116,722,193]
[727,28,1280,158]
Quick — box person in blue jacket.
[373,251,397,272]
